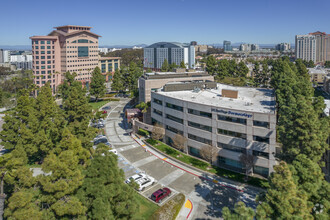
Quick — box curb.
[132,135,244,193]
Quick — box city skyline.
[1,0,330,46]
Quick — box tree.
[90,66,106,102]
[236,61,249,78]
[58,71,81,100]
[324,61,330,68]
[200,144,218,164]
[217,59,230,79]
[239,153,255,180]
[172,134,186,152]
[111,68,125,91]
[180,60,186,69]
[136,101,150,113]
[161,59,169,72]
[77,152,138,219]
[151,123,165,141]
[256,162,312,219]
[222,202,255,220]
[206,55,217,75]
[169,62,178,72]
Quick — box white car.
[108,149,117,155]
[125,173,147,184]
[136,176,156,191]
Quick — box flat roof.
[155,83,276,114]
[99,56,121,60]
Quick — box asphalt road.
[104,99,261,219]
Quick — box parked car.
[135,176,156,191]
[94,135,106,141]
[94,137,108,145]
[102,110,107,114]
[150,188,172,203]
[108,149,117,155]
[125,173,147,184]
[102,106,111,110]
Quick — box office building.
[0,49,10,63]
[190,41,197,46]
[144,42,195,70]
[98,56,121,81]
[150,82,277,177]
[194,45,209,53]
[275,43,291,51]
[308,67,328,84]
[239,44,259,52]
[98,48,109,54]
[138,70,214,103]
[295,31,330,63]
[30,25,101,93]
[223,41,232,52]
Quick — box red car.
[150,187,171,203]
[102,110,107,114]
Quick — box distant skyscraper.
[239,44,259,52]
[190,41,197,46]
[295,31,330,63]
[0,50,10,63]
[0,49,3,63]
[223,40,232,52]
[144,42,195,69]
[275,43,291,51]
[30,25,101,94]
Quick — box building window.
[34,41,38,44]
[188,121,212,132]
[253,136,270,144]
[115,63,119,70]
[218,142,245,153]
[253,150,269,159]
[218,115,247,125]
[188,133,212,145]
[189,146,201,157]
[41,61,45,64]
[218,129,247,139]
[41,46,45,49]
[101,64,106,73]
[47,41,51,44]
[253,120,269,128]
[35,46,39,49]
[41,56,45,59]
[41,41,45,44]
[78,39,89,43]
[153,98,162,105]
[166,103,183,112]
[153,109,162,116]
[253,166,269,177]
[78,46,89,57]
[166,114,183,124]
[166,125,183,135]
[219,156,243,170]
[188,108,212,118]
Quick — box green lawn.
[134,193,159,219]
[88,100,111,111]
[146,139,269,188]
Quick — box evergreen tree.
[126,61,143,92]
[58,71,81,99]
[77,152,138,219]
[228,60,237,76]
[222,202,255,220]
[169,62,178,71]
[256,162,312,219]
[90,66,106,102]
[111,68,125,92]
[161,59,169,72]
[236,61,249,78]
[217,59,229,79]
[206,55,217,75]
[180,60,186,69]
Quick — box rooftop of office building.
[142,69,210,80]
[145,42,191,48]
[155,83,276,114]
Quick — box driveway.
[104,99,261,219]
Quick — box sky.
[1,0,330,46]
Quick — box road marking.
[158,169,186,186]
[117,145,137,152]
[185,199,192,209]
[132,156,157,167]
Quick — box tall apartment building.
[239,44,259,52]
[30,25,101,93]
[223,40,232,52]
[295,31,330,63]
[0,49,10,63]
[144,42,195,70]
[275,43,291,51]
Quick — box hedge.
[138,128,149,136]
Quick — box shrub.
[146,139,157,145]
[150,193,185,220]
[138,128,149,136]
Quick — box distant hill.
[0,45,31,50]
[99,44,148,48]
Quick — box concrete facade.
[150,83,277,177]
[30,25,101,93]
[138,71,214,103]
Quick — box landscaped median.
[145,139,269,188]
[150,193,185,220]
